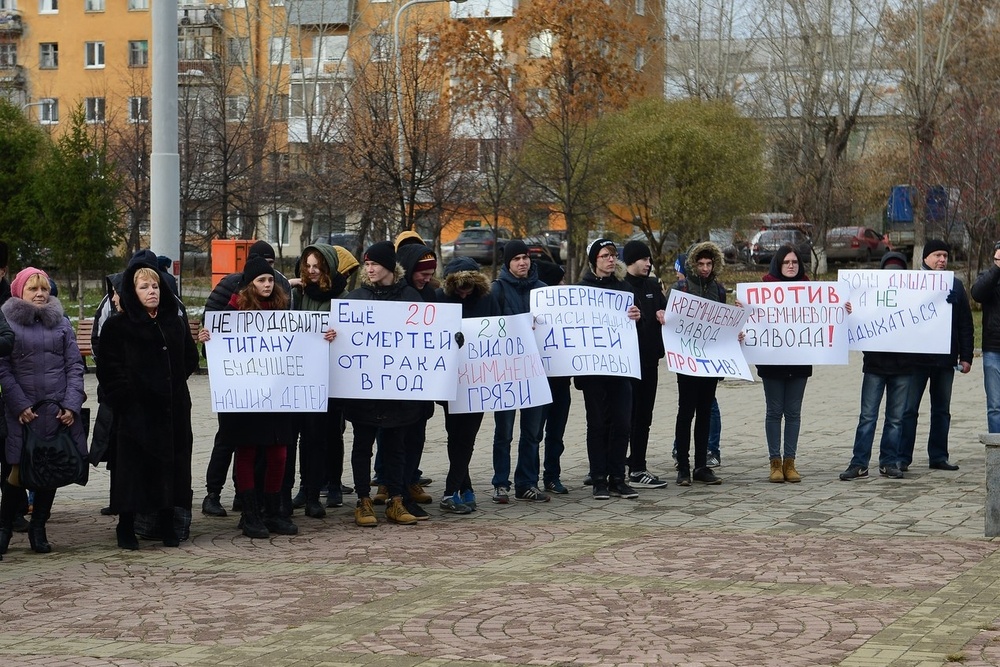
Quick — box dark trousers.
[204,418,234,495]
[542,376,571,484]
[675,374,720,473]
[402,416,428,490]
[352,423,406,500]
[443,407,484,495]
[578,376,632,482]
[299,401,345,500]
[627,362,659,473]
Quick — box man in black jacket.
[973,241,1000,434]
[621,240,668,488]
[840,252,913,481]
[899,240,973,471]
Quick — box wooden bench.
[76,317,201,361]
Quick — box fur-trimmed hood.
[684,241,725,278]
[442,267,491,298]
[1,295,66,328]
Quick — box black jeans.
[542,376,572,484]
[351,424,406,500]
[204,418,234,495]
[578,376,632,482]
[443,407,484,496]
[627,362,659,473]
[675,374,719,473]
[299,401,345,500]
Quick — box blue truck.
[884,184,966,259]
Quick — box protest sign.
[530,285,641,379]
[736,282,849,365]
[328,300,463,400]
[838,269,952,353]
[662,290,752,380]
[449,313,552,414]
[203,310,331,413]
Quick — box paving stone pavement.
[1,353,999,667]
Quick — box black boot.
[116,512,139,550]
[201,492,227,517]
[304,490,326,518]
[238,491,269,539]
[159,508,179,547]
[0,485,15,555]
[278,488,293,518]
[263,493,298,535]
[27,489,54,554]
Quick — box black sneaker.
[544,479,569,494]
[609,479,639,499]
[676,470,691,486]
[592,480,610,500]
[514,486,551,502]
[693,468,722,485]
[839,466,869,481]
[628,470,668,488]
[879,465,904,479]
[404,498,430,521]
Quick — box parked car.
[452,227,511,264]
[525,230,565,264]
[825,226,890,263]
[749,229,813,265]
[709,228,751,265]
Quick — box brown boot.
[385,496,418,525]
[769,458,785,483]
[373,485,389,505]
[407,484,432,504]
[782,458,802,483]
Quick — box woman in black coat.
[97,262,199,550]
[197,257,298,539]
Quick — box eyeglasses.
[597,252,617,260]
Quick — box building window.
[635,0,644,16]
[39,98,58,124]
[634,46,645,71]
[128,40,148,67]
[0,43,16,68]
[225,95,248,121]
[128,0,149,9]
[314,34,348,65]
[269,37,289,64]
[39,0,57,13]
[186,210,207,235]
[179,33,212,60]
[129,96,149,123]
[227,37,249,65]
[527,31,553,59]
[85,97,105,123]
[269,94,288,120]
[85,0,104,11]
[369,32,389,62]
[0,0,16,10]
[226,211,242,237]
[39,42,58,69]
[290,82,345,118]
[85,41,105,68]
[268,211,290,245]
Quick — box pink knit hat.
[10,267,49,299]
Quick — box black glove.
[946,289,957,304]
[454,331,465,348]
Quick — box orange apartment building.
[0,0,662,260]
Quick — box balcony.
[289,57,353,79]
[178,5,223,27]
[0,64,25,87]
[286,0,351,27]
[452,0,516,19]
[0,10,23,35]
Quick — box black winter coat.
[907,268,973,368]
[973,264,1000,353]
[341,266,425,428]
[97,262,200,514]
[623,270,666,363]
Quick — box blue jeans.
[984,351,1000,433]
[900,366,955,466]
[492,406,545,492]
[762,376,808,459]
[850,372,909,469]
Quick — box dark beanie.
[443,256,480,277]
[364,241,396,272]
[249,240,276,261]
[588,238,616,267]
[503,239,530,268]
[241,255,274,288]
[923,239,950,259]
[414,252,437,273]
[622,240,651,266]
[157,255,171,271]
[535,259,565,286]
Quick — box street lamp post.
[21,98,55,121]
[392,0,466,228]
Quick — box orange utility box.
[211,239,255,288]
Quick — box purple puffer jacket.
[0,296,87,464]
